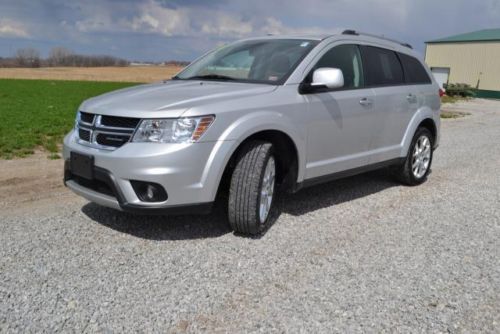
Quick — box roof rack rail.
[341,29,413,49]
[342,29,358,36]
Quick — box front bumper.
[63,129,234,213]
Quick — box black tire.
[228,140,275,235]
[393,127,434,186]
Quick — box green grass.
[0,79,138,159]
[440,95,472,119]
[1,78,475,158]
[441,95,470,104]
[440,111,470,119]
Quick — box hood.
[80,80,277,118]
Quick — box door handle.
[359,98,373,106]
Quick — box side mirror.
[311,68,344,89]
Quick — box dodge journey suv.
[64,30,440,235]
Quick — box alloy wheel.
[412,135,431,178]
[259,156,276,224]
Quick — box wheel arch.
[401,107,440,157]
[216,129,301,198]
[418,118,437,144]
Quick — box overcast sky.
[1,0,499,61]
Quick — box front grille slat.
[78,129,91,142]
[80,112,95,124]
[77,112,140,149]
[96,133,131,148]
[101,116,141,128]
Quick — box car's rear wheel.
[393,127,434,185]
[228,140,276,235]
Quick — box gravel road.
[1,99,499,333]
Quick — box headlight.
[132,115,215,143]
[75,111,81,129]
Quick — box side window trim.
[395,52,407,84]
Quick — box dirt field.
[0,151,66,214]
[0,66,184,83]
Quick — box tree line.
[0,47,129,67]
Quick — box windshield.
[174,39,319,85]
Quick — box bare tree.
[48,47,73,66]
[47,47,128,67]
[15,48,41,67]
[9,47,129,68]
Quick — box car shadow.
[281,169,399,216]
[81,169,399,241]
[81,201,232,241]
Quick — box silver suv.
[63,30,440,235]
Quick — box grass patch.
[0,79,138,158]
[441,95,470,104]
[47,153,61,160]
[440,111,470,119]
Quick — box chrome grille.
[76,112,140,150]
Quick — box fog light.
[130,181,168,202]
[146,185,155,200]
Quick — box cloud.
[115,0,333,38]
[71,0,330,39]
[72,0,255,38]
[75,16,114,33]
[127,0,253,37]
[0,19,29,38]
[262,17,338,36]
[1,0,499,61]
[73,2,129,33]
[199,14,253,37]
[129,1,191,36]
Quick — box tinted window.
[313,44,364,89]
[399,53,432,84]
[360,46,404,86]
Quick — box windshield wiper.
[184,74,236,81]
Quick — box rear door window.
[360,46,404,87]
[399,53,432,84]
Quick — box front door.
[304,44,375,179]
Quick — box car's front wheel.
[228,140,276,235]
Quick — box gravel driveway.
[1,99,499,333]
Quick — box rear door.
[304,44,376,179]
[400,53,435,104]
[359,45,413,163]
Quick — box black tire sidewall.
[228,141,277,235]
[255,147,276,228]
